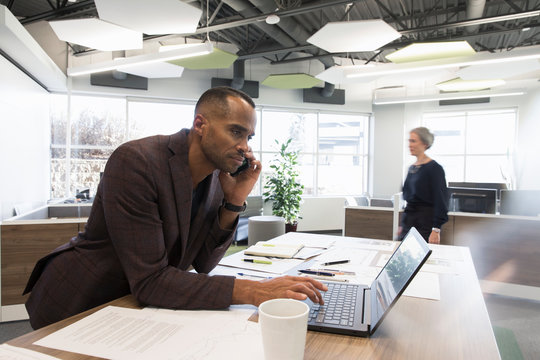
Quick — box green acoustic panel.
[168,48,238,69]
[262,73,322,89]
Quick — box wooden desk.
[7,238,500,359]
[345,206,540,288]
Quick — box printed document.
[34,305,263,360]
[0,344,60,360]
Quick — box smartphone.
[231,158,250,177]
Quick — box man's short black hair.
[195,86,255,117]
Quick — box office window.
[317,114,367,195]
[50,94,126,199]
[50,96,370,199]
[127,100,194,140]
[258,110,369,196]
[422,109,517,184]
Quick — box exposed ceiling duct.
[466,0,486,34]
[231,58,245,89]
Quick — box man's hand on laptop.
[232,276,327,306]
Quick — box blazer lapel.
[188,171,221,243]
[168,130,192,260]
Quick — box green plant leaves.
[263,138,304,225]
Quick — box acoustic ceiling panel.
[307,20,400,53]
[386,41,476,63]
[168,47,238,69]
[94,0,202,35]
[262,74,322,89]
[49,18,142,51]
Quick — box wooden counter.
[1,217,87,312]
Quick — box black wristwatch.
[222,199,247,212]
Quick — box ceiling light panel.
[94,0,202,35]
[68,42,213,76]
[373,89,526,105]
[120,62,184,79]
[457,59,540,80]
[386,41,476,63]
[316,64,376,84]
[436,78,505,92]
[344,45,540,80]
[307,20,401,53]
[49,18,142,51]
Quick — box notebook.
[244,241,304,258]
[304,227,432,337]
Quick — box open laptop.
[304,227,432,337]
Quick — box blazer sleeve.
[101,142,235,310]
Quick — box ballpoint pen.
[321,269,356,275]
[298,269,335,276]
[242,259,272,265]
[321,260,350,266]
[237,272,272,279]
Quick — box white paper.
[312,248,378,268]
[292,247,326,259]
[269,232,337,249]
[403,271,441,300]
[0,344,60,360]
[34,306,263,360]
[218,249,304,274]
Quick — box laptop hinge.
[363,288,371,325]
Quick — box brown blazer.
[24,129,236,329]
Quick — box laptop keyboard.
[309,282,358,327]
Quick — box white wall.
[0,55,50,220]
[514,88,540,189]
[370,104,405,198]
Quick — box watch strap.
[222,199,247,212]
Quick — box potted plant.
[263,138,304,232]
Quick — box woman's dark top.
[402,160,449,229]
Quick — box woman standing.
[399,127,448,243]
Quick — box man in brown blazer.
[24,87,326,329]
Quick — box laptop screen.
[369,227,432,333]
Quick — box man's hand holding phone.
[219,150,261,203]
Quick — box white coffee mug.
[258,298,310,360]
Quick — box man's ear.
[193,114,206,136]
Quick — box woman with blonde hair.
[398,127,448,243]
